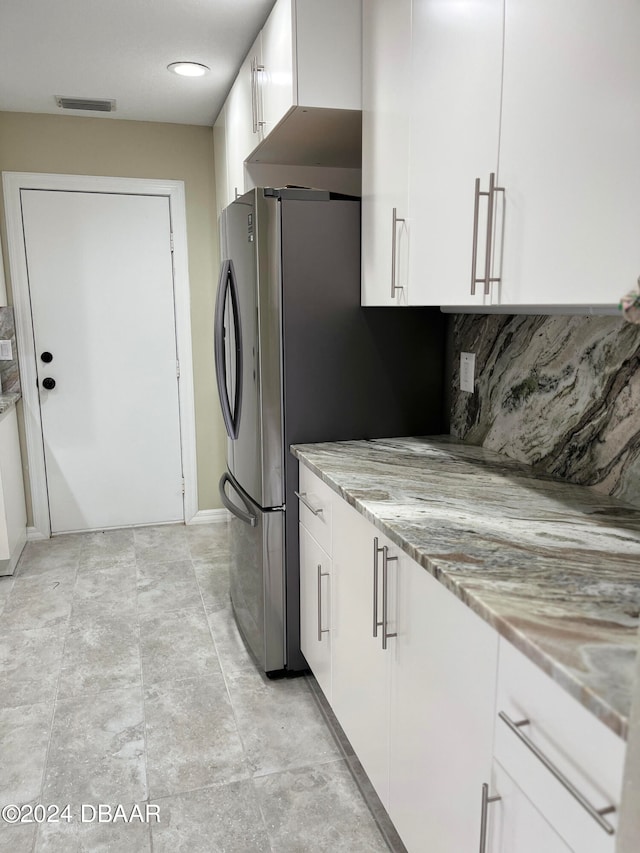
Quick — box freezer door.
[219,472,285,673]
[215,190,284,509]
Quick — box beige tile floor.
[0,523,405,853]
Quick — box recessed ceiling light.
[167,62,210,78]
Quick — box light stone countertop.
[0,393,21,414]
[291,435,640,741]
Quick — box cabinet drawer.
[488,761,571,853]
[297,466,333,554]
[494,639,624,852]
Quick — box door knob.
[40,351,53,363]
[42,377,56,390]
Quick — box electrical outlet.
[0,340,12,361]
[460,352,476,393]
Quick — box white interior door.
[21,189,184,534]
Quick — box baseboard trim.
[186,509,230,526]
[0,528,28,576]
[26,526,48,542]
[28,513,230,535]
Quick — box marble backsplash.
[449,314,640,509]
[0,306,20,394]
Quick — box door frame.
[2,171,198,539]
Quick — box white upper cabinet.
[361,0,412,306]
[225,32,263,198]
[292,0,361,111]
[362,0,503,308]
[261,0,362,136]
[224,0,361,173]
[260,0,295,136]
[219,0,364,206]
[407,0,503,308]
[495,0,640,308]
[213,104,232,217]
[363,0,640,310]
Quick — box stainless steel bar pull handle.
[250,57,265,133]
[294,491,323,516]
[391,208,405,298]
[478,783,500,853]
[381,546,397,650]
[317,563,329,642]
[255,61,265,129]
[483,172,504,295]
[373,537,384,637]
[470,174,504,295]
[499,712,616,835]
[250,57,257,134]
[470,178,484,295]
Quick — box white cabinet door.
[0,407,26,571]
[331,496,393,806]
[225,32,263,198]
[497,0,640,308]
[299,523,332,701]
[408,0,503,309]
[261,0,295,136]
[361,0,412,306]
[259,0,362,144]
[294,0,361,111]
[213,104,231,217]
[389,555,499,852]
[487,762,572,853]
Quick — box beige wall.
[0,111,226,518]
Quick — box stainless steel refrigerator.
[215,187,445,675]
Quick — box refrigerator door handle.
[219,473,258,527]
[214,259,243,440]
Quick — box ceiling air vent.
[55,96,116,112]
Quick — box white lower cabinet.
[299,467,498,837]
[299,522,332,701]
[331,496,393,805]
[389,558,498,852]
[297,465,627,853]
[0,407,27,575]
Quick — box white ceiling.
[0,0,276,126]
